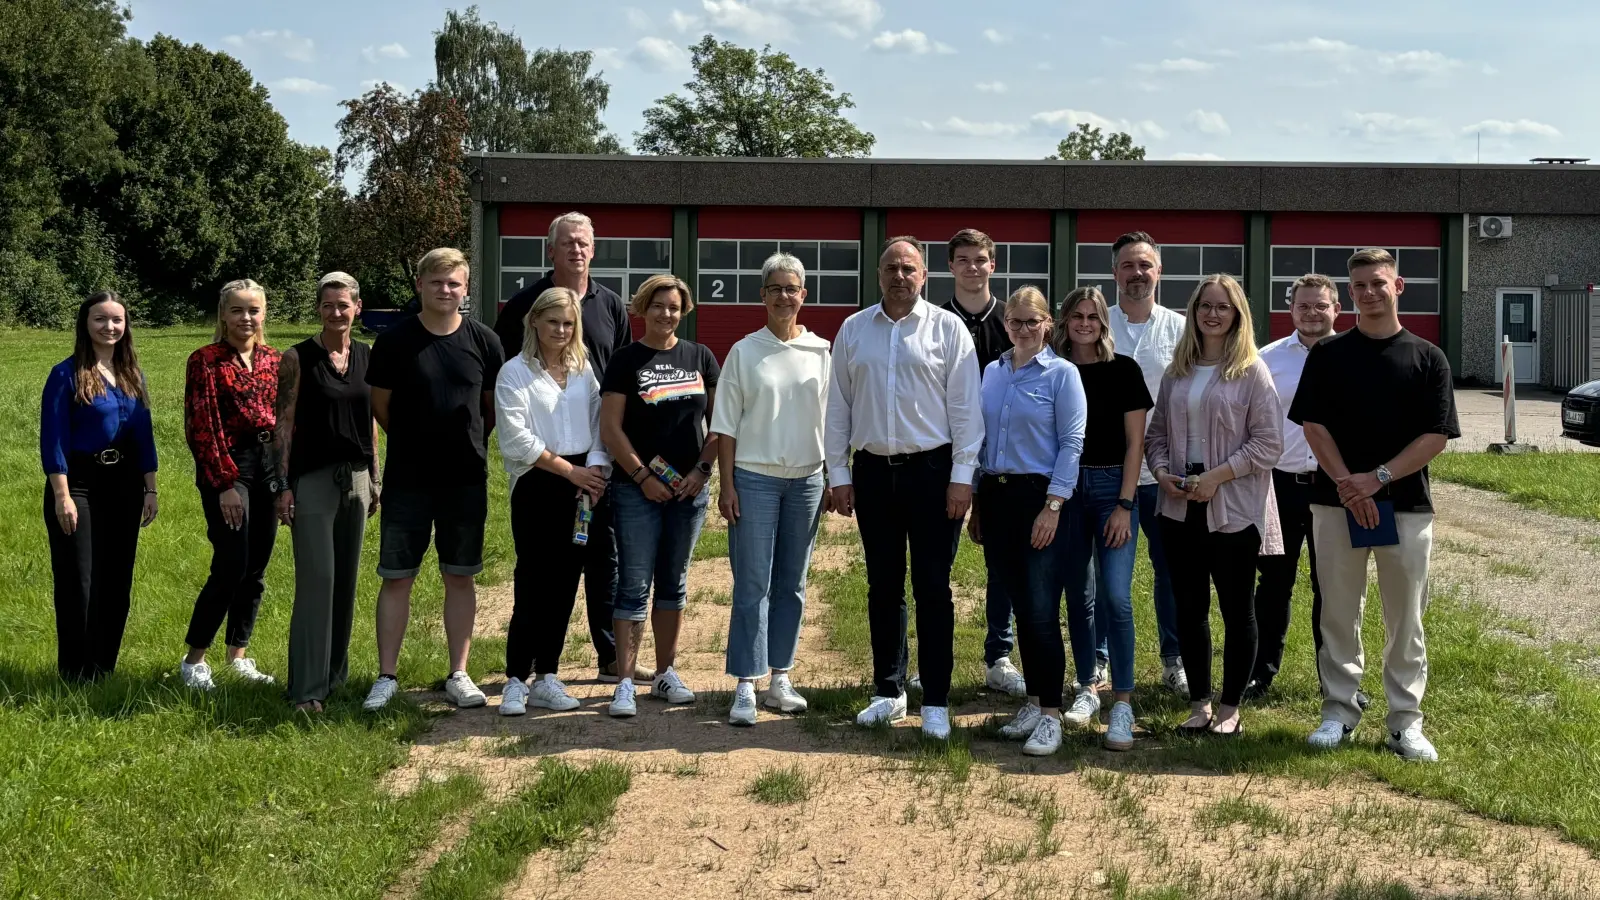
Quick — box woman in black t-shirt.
[1052,286,1153,751]
[599,275,721,718]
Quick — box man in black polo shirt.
[494,211,645,684]
[940,228,1025,699]
[1289,248,1459,762]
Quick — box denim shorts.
[376,481,487,579]
[610,476,709,622]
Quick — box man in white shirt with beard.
[826,237,983,740]
[1103,231,1189,695]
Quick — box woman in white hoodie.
[711,251,834,727]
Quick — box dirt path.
[383,504,1600,899]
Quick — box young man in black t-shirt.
[938,228,1026,699]
[362,247,506,712]
[1288,248,1459,762]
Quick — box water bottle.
[572,493,593,546]
[649,455,684,489]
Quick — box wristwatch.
[696,460,713,476]
[1117,497,1136,511]
[1046,498,1063,512]
[1375,464,1393,485]
[266,475,289,494]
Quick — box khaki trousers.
[1309,504,1433,733]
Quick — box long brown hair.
[1052,286,1116,363]
[73,291,148,407]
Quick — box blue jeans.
[610,476,710,622]
[725,468,825,678]
[1061,467,1141,692]
[1097,482,1182,662]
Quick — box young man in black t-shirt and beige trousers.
[1288,249,1460,761]
[362,248,507,711]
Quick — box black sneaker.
[1241,679,1271,703]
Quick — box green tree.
[1046,123,1146,161]
[636,35,874,157]
[433,5,623,154]
[335,84,470,289]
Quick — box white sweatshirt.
[709,325,832,478]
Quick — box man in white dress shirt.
[826,237,984,739]
[1103,231,1190,696]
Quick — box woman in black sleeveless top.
[274,273,380,712]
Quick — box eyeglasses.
[1005,318,1046,331]
[762,285,803,298]
[1292,302,1335,314]
[1195,302,1235,316]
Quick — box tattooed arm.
[274,347,300,524]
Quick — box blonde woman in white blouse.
[494,287,611,716]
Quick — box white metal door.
[1496,289,1540,383]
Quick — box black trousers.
[185,446,278,650]
[583,495,618,669]
[1161,500,1261,707]
[1252,469,1323,687]
[45,458,143,680]
[853,445,962,707]
[507,460,600,679]
[979,475,1064,708]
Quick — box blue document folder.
[1346,500,1399,548]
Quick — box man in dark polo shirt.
[939,228,1025,699]
[493,211,645,684]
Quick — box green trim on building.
[1441,212,1465,372]
[1245,211,1271,345]
[481,202,500,327]
[674,206,697,340]
[1051,210,1075,313]
[860,208,885,308]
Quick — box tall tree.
[433,5,623,154]
[635,35,874,158]
[335,84,470,288]
[1046,123,1146,161]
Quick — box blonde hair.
[1168,274,1257,381]
[1347,247,1396,274]
[1053,286,1115,363]
[630,273,695,317]
[1005,285,1053,344]
[417,247,470,279]
[213,279,267,347]
[523,287,588,374]
[1289,273,1338,306]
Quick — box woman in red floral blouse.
[179,279,283,691]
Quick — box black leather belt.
[984,473,1049,490]
[71,447,126,466]
[860,446,949,467]
[1276,468,1315,484]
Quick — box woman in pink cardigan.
[1146,274,1283,738]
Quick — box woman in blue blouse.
[966,286,1087,757]
[40,291,159,681]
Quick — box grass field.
[1432,451,1600,521]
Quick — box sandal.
[1177,711,1212,734]
[1208,714,1243,737]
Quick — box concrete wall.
[1462,215,1600,386]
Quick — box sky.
[122,0,1599,165]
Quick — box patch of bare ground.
[1429,481,1600,649]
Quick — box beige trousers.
[1309,504,1433,733]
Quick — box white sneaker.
[362,676,398,711]
[180,660,216,692]
[229,657,275,684]
[609,680,638,717]
[652,667,695,704]
[1022,713,1063,756]
[1093,658,1110,687]
[1387,726,1439,762]
[855,694,907,726]
[1308,719,1352,749]
[985,658,1027,697]
[999,702,1042,740]
[762,673,808,713]
[729,682,758,726]
[921,705,951,740]
[1104,701,1135,751]
[528,674,580,711]
[907,673,922,690]
[445,670,487,708]
[500,677,529,716]
[1062,686,1103,726]
[1162,658,1190,696]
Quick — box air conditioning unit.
[1479,216,1513,239]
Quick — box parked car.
[1562,380,1600,446]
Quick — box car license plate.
[1566,409,1587,424]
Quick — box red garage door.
[1269,213,1442,344]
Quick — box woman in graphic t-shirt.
[599,274,721,718]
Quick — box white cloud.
[222,29,315,63]
[593,47,627,71]
[974,80,1006,93]
[633,36,691,72]
[919,117,1024,138]
[983,28,1007,44]
[625,7,652,29]
[1482,64,1500,76]
[361,43,409,63]
[669,9,701,31]
[1032,109,1166,141]
[1134,57,1215,74]
[1382,49,1461,77]
[359,78,408,93]
[1339,111,1446,143]
[1209,48,1240,58]
[870,28,955,54]
[1185,109,1231,136]
[778,0,884,37]
[1463,118,1561,138]
[271,77,331,94]
[1268,36,1465,80]
[700,0,790,39]
[1170,152,1225,161]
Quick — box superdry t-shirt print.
[602,339,721,477]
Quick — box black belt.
[1274,468,1315,484]
[69,446,131,467]
[1185,463,1206,475]
[858,445,950,467]
[982,473,1049,490]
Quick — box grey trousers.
[287,464,371,704]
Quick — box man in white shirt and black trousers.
[827,236,984,739]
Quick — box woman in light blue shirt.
[967,286,1087,757]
